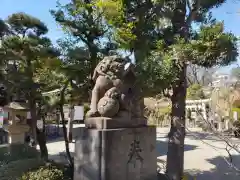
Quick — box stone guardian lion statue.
[86,55,143,118]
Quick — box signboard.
[74,106,84,120]
[58,105,84,121]
[37,120,43,129]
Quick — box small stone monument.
[74,56,157,180]
[4,102,30,144]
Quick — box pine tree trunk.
[67,106,74,143]
[166,1,187,179]
[29,101,37,145]
[29,97,48,160]
[36,127,48,160]
[166,65,187,180]
[60,80,74,174]
[134,49,146,67]
[59,103,74,168]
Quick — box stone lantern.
[4,102,30,144]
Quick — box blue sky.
[0,0,67,44]
[0,0,240,72]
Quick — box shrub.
[0,158,44,180]
[21,163,64,180]
[20,162,72,180]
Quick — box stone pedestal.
[85,116,147,129]
[74,126,157,180]
[8,124,29,144]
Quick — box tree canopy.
[51,0,118,72]
[50,0,120,101]
[0,12,59,101]
[0,12,61,159]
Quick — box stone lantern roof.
[4,102,29,111]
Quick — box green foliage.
[138,1,238,177]
[7,12,48,35]
[187,84,205,100]
[0,12,60,102]
[139,53,177,95]
[96,0,159,57]
[34,58,66,92]
[0,158,44,180]
[51,0,107,42]
[51,0,119,102]
[51,0,116,60]
[96,0,136,49]
[21,164,65,180]
[60,48,92,103]
[145,105,171,126]
[189,23,238,67]
[139,5,238,97]
[0,12,62,160]
[155,22,238,68]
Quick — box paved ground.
[156,128,240,180]
[42,125,240,180]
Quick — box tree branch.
[186,0,201,26]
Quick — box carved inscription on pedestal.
[126,130,143,180]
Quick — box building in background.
[211,73,229,87]
[210,72,237,88]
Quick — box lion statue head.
[92,56,129,81]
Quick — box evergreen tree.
[0,12,60,159]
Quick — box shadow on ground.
[48,152,74,165]
[186,131,237,142]
[156,140,198,157]
[156,128,227,142]
[157,154,240,180]
[185,154,240,180]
